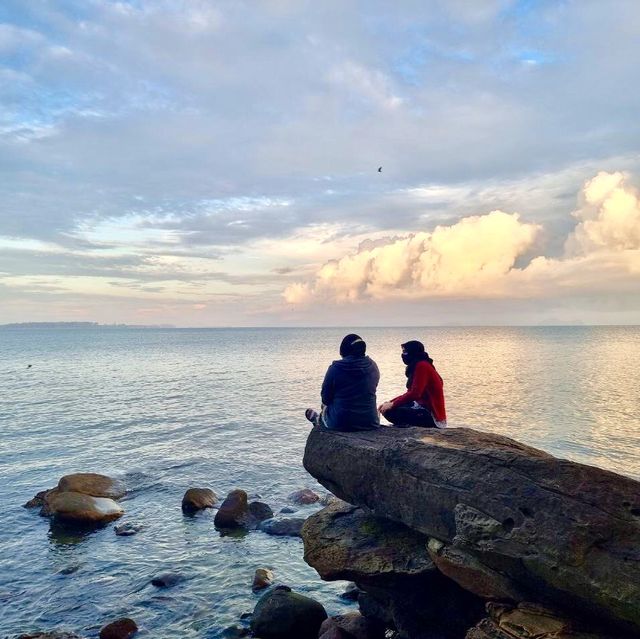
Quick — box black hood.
[332,355,376,373]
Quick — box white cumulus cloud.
[284,172,640,304]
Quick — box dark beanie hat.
[340,333,366,357]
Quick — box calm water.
[1,326,639,638]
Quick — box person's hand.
[378,401,393,414]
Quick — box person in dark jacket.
[305,333,380,431]
[378,340,447,428]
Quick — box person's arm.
[389,361,429,408]
[321,364,336,406]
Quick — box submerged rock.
[339,582,360,601]
[248,501,274,522]
[250,585,327,639]
[114,522,142,536]
[288,488,320,505]
[46,491,123,524]
[98,618,138,639]
[150,572,185,588]
[260,517,306,537]
[17,633,84,639]
[58,473,126,499]
[304,426,640,633]
[181,488,217,513]
[252,568,274,591]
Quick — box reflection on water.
[0,326,639,637]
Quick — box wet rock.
[252,568,274,592]
[280,506,297,514]
[304,426,640,633]
[58,473,126,499]
[339,583,360,601]
[23,488,55,509]
[151,572,185,588]
[250,585,328,639]
[57,564,82,575]
[214,489,250,528]
[181,488,217,513]
[288,488,320,505]
[260,517,306,537]
[319,612,381,639]
[46,491,124,524]
[320,493,343,507]
[114,522,142,536]
[302,501,435,585]
[98,618,138,639]
[248,501,274,522]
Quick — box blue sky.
[0,0,639,325]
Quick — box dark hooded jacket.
[320,355,380,431]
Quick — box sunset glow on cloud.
[1,2,639,325]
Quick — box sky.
[0,0,639,327]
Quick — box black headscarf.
[340,333,366,358]
[401,340,436,389]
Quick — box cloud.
[284,172,640,304]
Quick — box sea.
[1,326,639,638]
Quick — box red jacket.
[391,360,447,422]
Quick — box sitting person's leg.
[382,404,437,428]
[305,406,328,428]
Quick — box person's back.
[305,333,380,432]
[322,354,379,431]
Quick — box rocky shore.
[302,426,640,639]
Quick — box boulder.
[319,612,381,639]
[250,585,327,639]
[252,568,274,591]
[98,618,138,639]
[248,501,274,522]
[303,426,640,633]
[23,488,55,509]
[58,473,126,499]
[260,517,306,537]
[302,501,435,585]
[46,491,123,524]
[214,490,250,528]
[182,488,217,513]
[466,602,619,639]
[288,488,320,505]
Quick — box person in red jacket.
[378,340,447,428]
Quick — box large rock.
[58,473,126,499]
[98,618,138,639]
[319,612,382,639]
[302,501,435,585]
[250,585,327,639]
[303,427,640,633]
[215,489,250,528]
[182,488,217,513]
[46,491,124,524]
[260,517,306,537]
[466,602,618,639]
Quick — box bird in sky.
[377,166,382,172]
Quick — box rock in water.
[58,473,126,499]
[46,492,124,524]
[150,572,185,588]
[250,585,328,639]
[302,501,435,584]
[248,501,274,522]
[114,522,142,536]
[319,612,381,639]
[99,618,138,639]
[252,568,274,591]
[17,634,84,639]
[288,488,320,505]
[23,488,55,509]
[303,426,640,633]
[214,489,250,528]
[259,517,306,537]
[182,488,217,513]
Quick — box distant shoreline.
[1,322,639,330]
